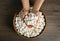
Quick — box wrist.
[32,9,39,14]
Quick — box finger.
[20,11,28,21]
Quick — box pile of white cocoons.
[15,11,45,38]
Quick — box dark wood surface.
[0,0,60,41]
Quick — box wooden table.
[0,0,60,41]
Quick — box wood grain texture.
[0,0,60,41]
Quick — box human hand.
[20,10,29,21]
[32,10,40,25]
[32,10,40,17]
